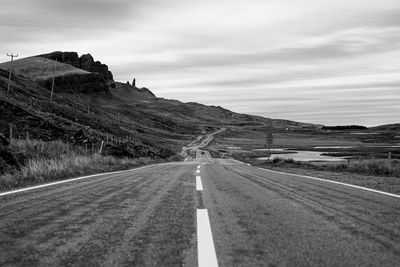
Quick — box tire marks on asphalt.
[257,167,400,199]
[227,165,400,256]
[0,164,193,266]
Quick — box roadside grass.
[326,159,400,177]
[210,128,400,178]
[234,153,400,178]
[0,139,150,191]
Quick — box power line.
[6,53,18,93]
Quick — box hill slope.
[0,51,321,159]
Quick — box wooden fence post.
[99,141,104,154]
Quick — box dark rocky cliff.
[35,51,114,95]
[39,73,111,95]
[37,51,114,81]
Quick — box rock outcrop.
[35,51,114,95]
[79,54,113,81]
[39,73,111,95]
[37,51,114,81]
[139,87,155,97]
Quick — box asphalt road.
[1,132,400,266]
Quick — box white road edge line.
[197,209,219,267]
[196,176,203,191]
[0,163,172,197]
[257,167,400,199]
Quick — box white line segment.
[196,176,203,191]
[0,163,173,197]
[197,209,219,267]
[257,167,400,199]
[196,170,200,174]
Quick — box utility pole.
[50,59,57,102]
[266,132,273,161]
[6,53,18,93]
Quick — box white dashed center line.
[196,169,200,174]
[197,209,219,267]
[196,176,203,191]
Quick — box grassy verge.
[227,153,400,194]
[232,152,400,178]
[0,139,164,192]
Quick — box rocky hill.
[37,51,114,81]
[0,52,113,95]
[0,51,321,159]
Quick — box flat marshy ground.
[207,126,400,194]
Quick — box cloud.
[1,0,399,126]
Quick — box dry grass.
[0,139,144,191]
[0,57,89,80]
[248,156,400,178]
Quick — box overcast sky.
[1,0,399,126]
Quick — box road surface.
[1,131,400,266]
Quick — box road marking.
[197,209,219,267]
[196,176,203,191]
[257,167,400,199]
[197,165,201,169]
[196,170,200,174]
[0,163,172,197]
